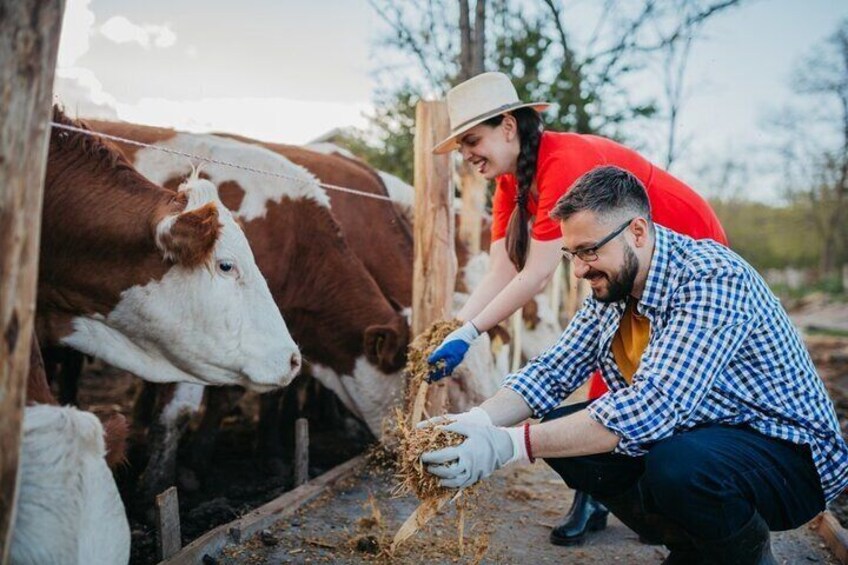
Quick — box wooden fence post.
[155,487,182,561]
[412,100,456,417]
[457,161,486,256]
[294,418,309,487]
[0,2,65,561]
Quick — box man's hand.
[416,406,493,429]
[427,322,480,382]
[421,422,527,489]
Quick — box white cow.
[10,405,131,565]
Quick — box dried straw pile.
[395,319,464,499]
[388,319,480,551]
[394,409,464,500]
[402,319,462,412]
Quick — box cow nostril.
[290,352,301,374]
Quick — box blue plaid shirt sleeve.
[503,299,601,417]
[588,266,759,455]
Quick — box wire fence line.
[50,122,396,203]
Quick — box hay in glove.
[403,319,463,423]
[390,318,475,553]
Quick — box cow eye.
[216,260,238,277]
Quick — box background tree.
[771,19,848,281]
[343,0,741,183]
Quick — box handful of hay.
[391,319,474,551]
[394,409,464,500]
[396,318,464,496]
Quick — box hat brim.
[432,102,551,154]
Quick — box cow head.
[62,171,301,392]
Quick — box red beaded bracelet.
[524,422,535,463]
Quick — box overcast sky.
[54,0,848,201]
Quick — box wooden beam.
[457,161,486,256]
[155,487,182,561]
[549,261,564,326]
[510,310,523,372]
[565,262,580,320]
[816,511,848,564]
[0,2,65,562]
[294,418,309,487]
[412,100,456,417]
[161,455,367,564]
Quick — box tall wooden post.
[549,261,564,326]
[457,161,486,256]
[0,2,65,561]
[412,100,456,417]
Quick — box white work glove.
[427,321,480,381]
[421,422,529,489]
[416,406,493,429]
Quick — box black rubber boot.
[698,512,778,565]
[596,486,664,545]
[550,490,609,546]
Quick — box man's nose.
[572,257,591,278]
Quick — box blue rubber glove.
[420,421,527,489]
[427,321,480,382]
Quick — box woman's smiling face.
[457,116,520,179]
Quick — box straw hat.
[432,72,551,154]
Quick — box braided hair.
[482,107,544,270]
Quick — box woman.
[427,72,728,546]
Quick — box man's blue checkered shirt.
[504,225,848,502]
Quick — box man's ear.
[631,217,651,248]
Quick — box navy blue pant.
[542,402,825,541]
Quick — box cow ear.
[364,325,406,373]
[155,202,221,267]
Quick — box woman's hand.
[427,321,480,381]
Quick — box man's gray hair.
[549,165,652,223]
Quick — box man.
[422,166,848,564]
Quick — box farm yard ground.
[210,452,838,564]
[68,298,848,565]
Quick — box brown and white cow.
[282,143,510,410]
[87,120,410,439]
[40,109,301,392]
[227,135,415,311]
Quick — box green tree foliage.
[711,198,821,271]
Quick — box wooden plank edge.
[160,454,368,564]
[816,510,848,564]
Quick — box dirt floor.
[68,299,847,565]
[211,460,838,564]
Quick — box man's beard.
[588,245,639,304]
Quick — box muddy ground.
[69,302,847,565]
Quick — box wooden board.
[412,99,455,417]
[0,2,65,561]
[155,487,181,560]
[161,455,367,564]
[816,511,848,564]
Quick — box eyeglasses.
[561,218,634,263]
